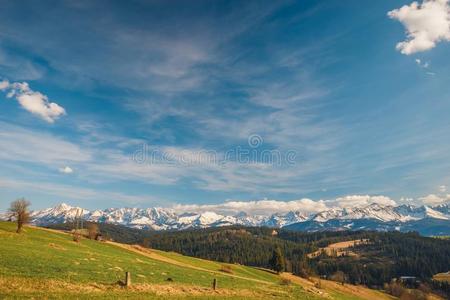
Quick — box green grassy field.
[0,222,394,299]
[151,249,279,283]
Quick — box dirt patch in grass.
[219,265,233,274]
[319,278,395,300]
[280,273,330,298]
[280,273,395,300]
[0,276,104,294]
[48,243,67,251]
[130,283,258,297]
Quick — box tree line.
[135,226,450,288]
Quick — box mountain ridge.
[3,202,449,232]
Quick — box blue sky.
[1,0,450,213]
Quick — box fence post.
[125,271,131,287]
[213,278,217,290]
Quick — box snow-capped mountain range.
[21,203,308,230]
[2,202,449,231]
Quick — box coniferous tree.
[270,246,285,274]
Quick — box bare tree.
[9,198,31,233]
[72,208,83,242]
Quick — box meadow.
[0,222,394,299]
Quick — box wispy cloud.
[0,122,90,165]
[0,1,348,197]
[0,120,348,196]
[0,177,162,206]
[0,47,45,80]
[1,1,449,209]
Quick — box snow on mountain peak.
[54,203,72,211]
[5,201,448,231]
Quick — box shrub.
[386,282,406,297]
[399,290,426,300]
[87,223,99,240]
[330,271,346,285]
[315,280,322,289]
[219,265,233,274]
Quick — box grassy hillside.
[434,273,450,283]
[0,222,394,299]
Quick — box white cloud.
[331,195,397,208]
[388,0,450,54]
[0,80,66,122]
[419,193,450,205]
[439,185,447,192]
[172,198,329,216]
[59,166,73,174]
[167,194,450,216]
[0,80,10,90]
[415,58,430,68]
[171,195,399,216]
